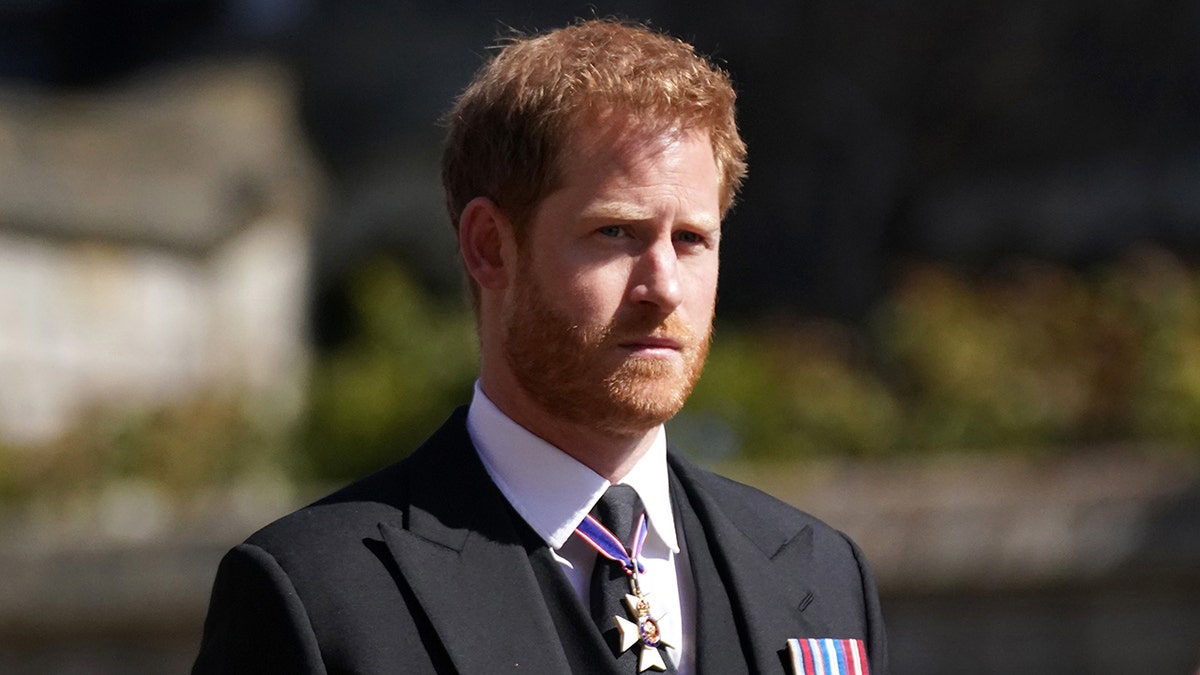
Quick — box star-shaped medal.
[612,592,673,672]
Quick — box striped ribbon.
[785,638,870,675]
[575,511,648,575]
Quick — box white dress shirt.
[467,383,695,673]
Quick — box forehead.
[555,120,719,201]
[565,113,696,164]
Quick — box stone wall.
[0,60,320,446]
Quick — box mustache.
[600,311,701,348]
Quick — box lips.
[610,313,695,353]
[622,337,680,349]
[616,334,688,353]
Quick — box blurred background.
[1,1,1199,673]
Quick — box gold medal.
[612,590,673,672]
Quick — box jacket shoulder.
[668,452,870,572]
[243,407,473,556]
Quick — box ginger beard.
[502,264,712,437]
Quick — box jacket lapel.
[378,413,572,675]
[670,455,831,674]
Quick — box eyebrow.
[581,202,720,231]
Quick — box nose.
[628,238,683,311]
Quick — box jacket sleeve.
[845,533,889,675]
[192,543,327,674]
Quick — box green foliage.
[1108,250,1200,441]
[874,249,1200,453]
[684,322,900,459]
[687,248,1200,459]
[298,259,479,482]
[0,394,288,507]
[875,262,1102,450]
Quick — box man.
[193,19,887,675]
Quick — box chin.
[597,376,692,434]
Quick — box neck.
[530,416,660,484]
[479,376,659,483]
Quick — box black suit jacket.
[193,409,888,674]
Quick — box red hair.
[442,18,747,241]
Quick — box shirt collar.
[467,382,678,552]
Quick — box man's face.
[502,122,721,437]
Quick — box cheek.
[683,261,720,312]
[533,261,627,324]
[570,259,638,304]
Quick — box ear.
[458,196,515,291]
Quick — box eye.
[597,225,625,238]
[674,230,704,245]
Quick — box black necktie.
[588,485,676,673]
[589,485,641,634]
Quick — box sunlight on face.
[502,124,721,435]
